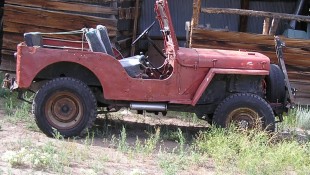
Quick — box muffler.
[130,103,167,111]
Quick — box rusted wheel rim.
[227,108,261,130]
[45,91,83,130]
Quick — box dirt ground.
[0,101,216,175]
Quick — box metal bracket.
[274,36,295,105]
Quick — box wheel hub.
[61,105,69,113]
[228,107,261,130]
[45,91,83,129]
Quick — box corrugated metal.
[247,1,296,34]
[199,0,240,32]
[139,0,240,38]
[140,0,299,38]
[139,0,193,38]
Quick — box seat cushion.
[119,55,145,77]
[96,25,114,57]
[24,32,43,47]
[85,29,107,53]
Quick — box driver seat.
[85,26,145,78]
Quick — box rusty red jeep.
[6,0,290,137]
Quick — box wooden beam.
[269,18,280,35]
[118,7,137,20]
[190,0,201,48]
[4,5,117,32]
[201,8,310,22]
[239,0,249,32]
[0,52,15,72]
[191,0,202,27]
[262,17,270,35]
[130,0,140,56]
[191,28,310,48]
[5,0,118,15]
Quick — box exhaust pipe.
[130,103,167,111]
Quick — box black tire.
[266,64,286,103]
[32,77,97,137]
[213,93,275,131]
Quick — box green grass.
[296,106,310,130]
[1,140,70,172]
[1,70,310,174]
[3,92,39,132]
[193,126,310,175]
[0,71,38,131]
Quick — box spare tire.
[265,64,286,103]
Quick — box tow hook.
[2,73,18,91]
[2,73,13,89]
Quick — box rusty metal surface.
[177,47,270,70]
[191,68,269,106]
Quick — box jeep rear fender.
[191,68,269,106]
[16,45,125,92]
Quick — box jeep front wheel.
[33,77,97,137]
[213,93,275,131]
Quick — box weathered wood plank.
[239,0,249,32]
[62,0,134,3]
[201,8,310,22]
[191,28,310,49]
[5,0,118,15]
[118,7,137,20]
[289,72,310,83]
[191,0,201,27]
[269,18,280,35]
[4,5,117,32]
[290,81,310,101]
[262,17,270,35]
[2,32,23,51]
[130,0,140,56]
[0,51,15,72]
[3,21,116,40]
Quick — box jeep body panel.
[15,0,270,106]
[177,48,270,70]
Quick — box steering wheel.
[132,21,156,45]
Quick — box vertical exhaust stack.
[289,0,305,29]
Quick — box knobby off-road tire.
[32,77,97,137]
[213,93,275,132]
[266,64,286,103]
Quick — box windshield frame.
[155,0,179,55]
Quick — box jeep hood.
[177,47,270,70]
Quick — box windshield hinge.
[194,61,198,70]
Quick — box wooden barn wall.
[0,2,3,68]
[0,0,136,72]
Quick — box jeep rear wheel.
[33,77,97,137]
[213,93,275,131]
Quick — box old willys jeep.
[6,0,290,137]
